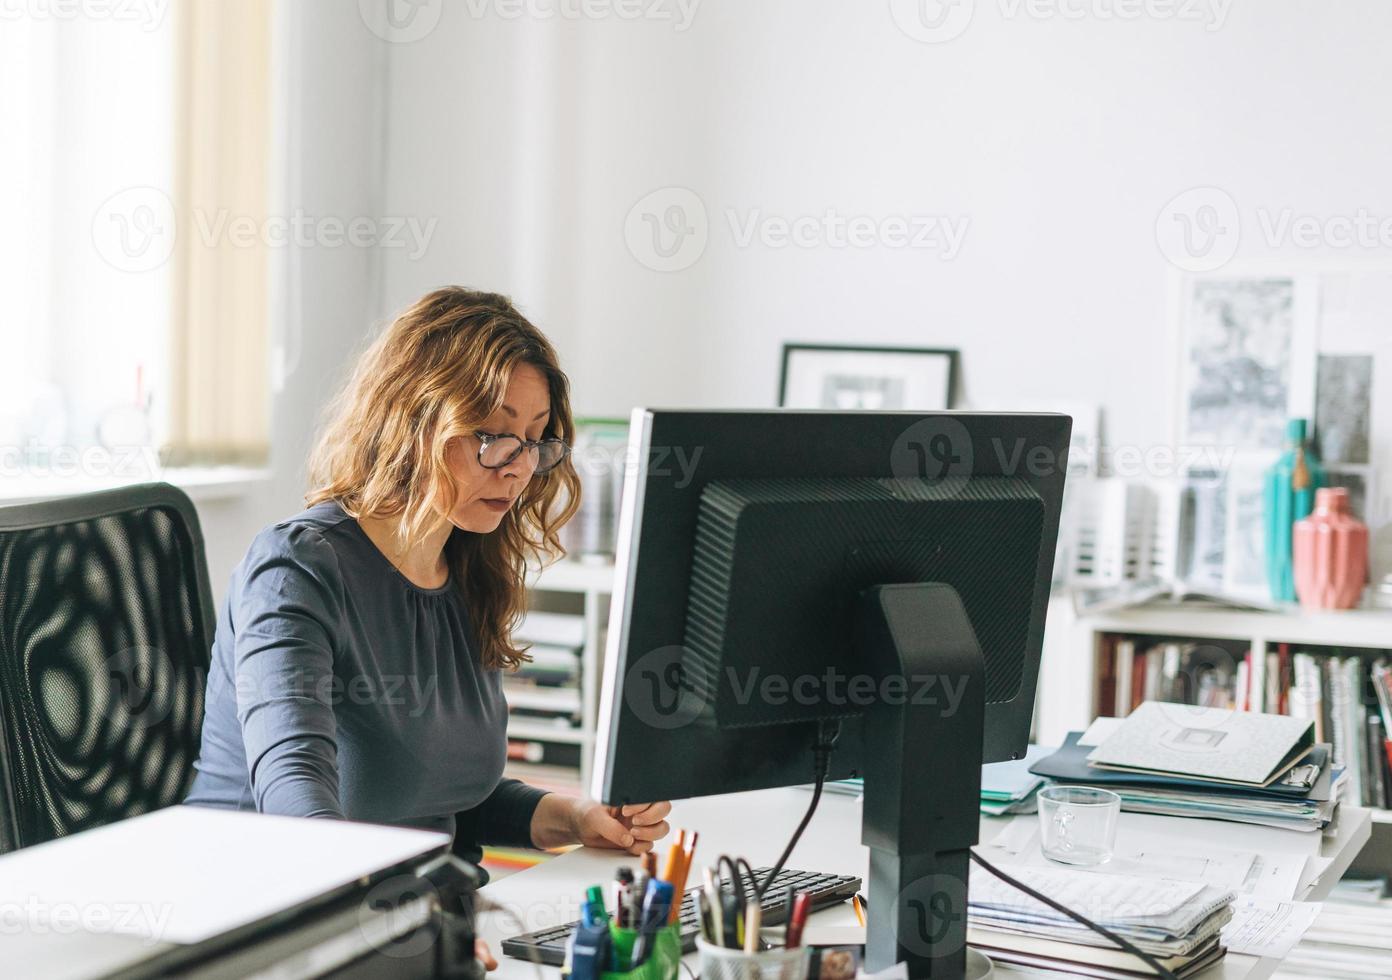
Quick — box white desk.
[478,788,1372,980]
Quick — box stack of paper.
[968,864,1232,978]
[1031,708,1342,832]
[979,745,1049,815]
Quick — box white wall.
[203,0,1392,597]
[374,0,1392,577]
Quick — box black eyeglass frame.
[473,431,571,473]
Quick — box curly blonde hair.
[307,287,580,669]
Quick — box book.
[1086,702,1315,788]
[1113,638,1134,718]
[1366,712,1387,809]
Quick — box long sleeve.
[232,525,345,819]
[475,778,549,847]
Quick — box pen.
[697,889,714,943]
[786,892,812,948]
[702,867,721,941]
[615,868,633,928]
[721,891,740,950]
[743,902,762,954]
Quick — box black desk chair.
[0,483,215,852]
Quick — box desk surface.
[478,788,1372,980]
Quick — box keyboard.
[500,867,862,965]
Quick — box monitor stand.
[856,582,990,980]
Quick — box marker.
[615,868,634,927]
[631,879,675,966]
[583,885,609,927]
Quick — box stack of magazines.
[968,864,1232,978]
[1030,703,1342,832]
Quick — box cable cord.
[756,722,840,902]
[968,849,1181,980]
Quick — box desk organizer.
[564,923,683,980]
[696,938,810,980]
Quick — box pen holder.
[571,923,682,980]
[696,938,810,980]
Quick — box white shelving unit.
[512,559,617,792]
[1037,599,1392,825]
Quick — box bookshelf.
[1044,602,1392,824]
[505,559,616,794]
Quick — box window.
[1,1,273,491]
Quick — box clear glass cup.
[1037,785,1121,866]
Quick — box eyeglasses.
[474,431,571,474]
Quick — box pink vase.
[1292,488,1369,610]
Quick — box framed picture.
[778,343,958,411]
[1170,272,1319,452]
[1314,353,1374,464]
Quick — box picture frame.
[1167,270,1319,452]
[778,343,959,411]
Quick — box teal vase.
[1264,418,1325,602]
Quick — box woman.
[187,288,671,964]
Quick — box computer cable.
[968,849,1181,980]
[756,720,841,902]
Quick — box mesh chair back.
[0,483,214,852]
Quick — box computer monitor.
[591,409,1069,979]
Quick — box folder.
[1031,733,1334,802]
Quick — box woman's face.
[444,363,552,533]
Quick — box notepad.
[1085,702,1315,787]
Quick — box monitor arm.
[857,582,986,980]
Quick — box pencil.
[852,894,866,928]
[669,832,697,924]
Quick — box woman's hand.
[574,801,672,855]
[530,795,672,855]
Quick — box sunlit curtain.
[165,0,273,466]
